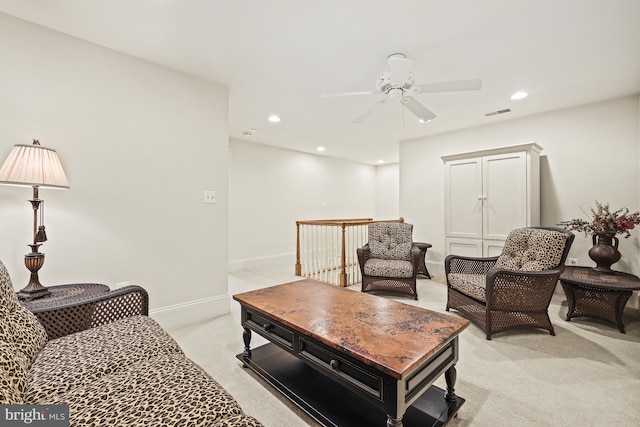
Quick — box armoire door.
[444,157,483,239]
[482,151,527,241]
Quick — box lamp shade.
[0,141,69,189]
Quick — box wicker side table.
[414,242,432,279]
[19,283,110,339]
[559,266,640,333]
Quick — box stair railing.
[295,218,404,286]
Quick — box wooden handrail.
[297,218,403,225]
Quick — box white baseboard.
[149,294,230,330]
[228,252,295,272]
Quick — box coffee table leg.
[386,415,403,427]
[242,327,252,362]
[444,364,458,403]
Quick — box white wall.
[0,13,230,328]
[228,139,379,270]
[401,95,640,277]
[375,163,400,220]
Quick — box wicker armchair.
[357,222,421,299]
[445,227,574,339]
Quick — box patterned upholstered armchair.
[445,227,574,339]
[357,222,421,299]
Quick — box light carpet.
[167,266,640,427]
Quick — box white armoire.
[442,142,541,257]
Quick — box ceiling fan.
[321,53,482,124]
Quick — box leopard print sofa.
[0,260,263,427]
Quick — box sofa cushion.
[47,353,246,426]
[28,315,184,402]
[8,304,48,366]
[0,260,19,310]
[0,261,48,365]
[364,258,414,278]
[0,341,29,404]
[448,273,486,302]
[495,228,568,271]
[368,222,413,261]
[0,305,10,342]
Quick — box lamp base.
[17,246,51,301]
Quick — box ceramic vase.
[588,234,621,273]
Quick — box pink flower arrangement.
[559,201,640,238]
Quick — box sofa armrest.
[30,285,149,340]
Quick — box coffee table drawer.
[244,309,294,350]
[298,337,383,399]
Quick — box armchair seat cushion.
[448,273,486,302]
[27,315,184,403]
[364,258,414,278]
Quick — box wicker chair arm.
[31,285,149,340]
[445,254,499,275]
[356,244,370,273]
[485,267,563,311]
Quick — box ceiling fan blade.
[402,96,436,122]
[388,56,413,85]
[412,78,483,94]
[353,98,388,123]
[321,90,379,98]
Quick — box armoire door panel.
[483,240,506,258]
[482,152,527,240]
[446,238,483,258]
[445,158,483,239]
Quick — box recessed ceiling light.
[316,146,325,152]
[268,114,281,123]
[419,119,432,123]
[510,91,528,100]
[377,160,385,164]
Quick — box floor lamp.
[0,139,69,300]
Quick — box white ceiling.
[1,0,639,165]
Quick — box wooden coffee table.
[233,279,469,427]
[560,266,640,333]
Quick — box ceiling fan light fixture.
[321,54,481,124]
[388,88,404,100]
